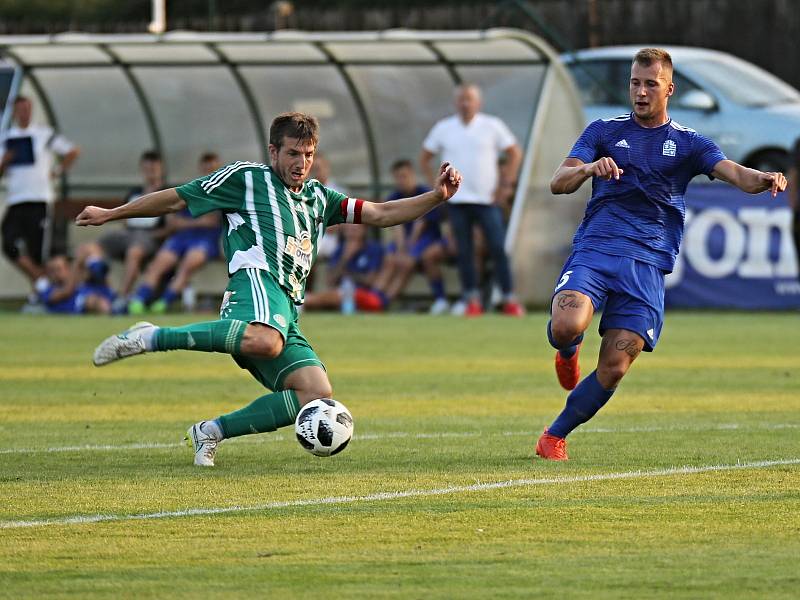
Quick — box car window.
[670,71,703,104]
[684,57,800,107]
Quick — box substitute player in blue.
[128,152,223,314]
[536,48,787,460]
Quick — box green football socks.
[153,319,247,355]
[217,389,301,438]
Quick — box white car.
[562,46,800,171]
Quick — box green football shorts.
[220,268,324,391]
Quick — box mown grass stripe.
[0,423,796,455]
[2,458,798,530]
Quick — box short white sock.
[34,276,49,294]
[202,420,224,440]
[139,326,159,352]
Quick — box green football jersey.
[176,161,362,304]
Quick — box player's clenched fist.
[434,161,462,201]
[586,156,624,181]
[760,171,787,197]
[75,206,111,226]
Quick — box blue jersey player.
[536,48,787,460]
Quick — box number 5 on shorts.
[555,270,573,292]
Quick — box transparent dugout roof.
[0,29,570,198]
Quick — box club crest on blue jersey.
[662,140,677,157]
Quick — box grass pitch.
[0,311,798,598]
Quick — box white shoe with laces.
[185,421,223,467]
[92,321,157,366]
[429,297,450,315]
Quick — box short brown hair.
[391,158,414,172]
[633,48,673,75]
[269,112,319,149]
[140,150,161,163]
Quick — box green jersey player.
[76,112,462,467]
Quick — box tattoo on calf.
[556,293,582,310]
[614,338,642,359]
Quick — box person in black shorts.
[0,96,79,294]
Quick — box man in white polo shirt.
[0,95,80,292]
[420,83,524,316]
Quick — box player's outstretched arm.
[360,162,461,228]
[711,160,787,197]
[550,157,624,194]
[75,188,186,227]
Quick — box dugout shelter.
[0,28,587,304]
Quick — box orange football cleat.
[354,288,384,312]
[535,428,568,461]
[464,299,483,317]
[554,344,581,390]
[502,300,525,317]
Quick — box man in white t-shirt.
[420,83,524,317]
[0,96,80,291]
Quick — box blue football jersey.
[386,184,442,239]
[568,113,726,272]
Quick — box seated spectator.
[128,152,223,314]
[305,153,348,292]
[79,150,167,311]
[370,159,451,314]
[36,254,115,315]
[304,224,384,312]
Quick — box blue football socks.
[429,278,445,300]
[132,284,154,304]
[548,370,615,438]
[85,257,109,285]
[374,289,390,309]
[161,288,179,306]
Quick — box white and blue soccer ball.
[295,398,354,457]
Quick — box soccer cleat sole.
[92,321,154,367]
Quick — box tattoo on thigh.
[556,293,583,311]
[614,338,641,359]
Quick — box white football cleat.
[449,300,467,316]
[185,421,223,467]
[428,297,450,315]
[92,321,156,366]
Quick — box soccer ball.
[295,398,354,457]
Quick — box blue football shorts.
[330,240,385,276]
[162,229,220,260]
[386,233,445,261]
[553,249,666,351]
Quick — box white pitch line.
[0,423,797,456]
[0,441,180,455]
[2,458,798,530]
